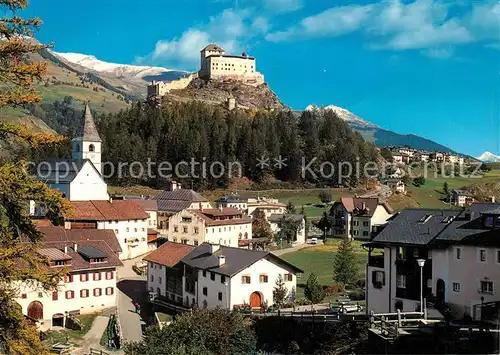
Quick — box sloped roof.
[154,189,208,212]
[337,197,392,217]
[189,209,252,226]
[181,243,303,277]
[201,43,224,52]
[36,159,90,183]
[75,103,102,142]
[39,248,72,261]
[66,200,148,221]
[38,226,121,253]
[215,195,248,203]
[143,242,194,267]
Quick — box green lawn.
[280,240,368,287]
[45,313,98,344]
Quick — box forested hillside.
[98,101,379,190]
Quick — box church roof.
[76,103,102,142]
[36,158,90,183]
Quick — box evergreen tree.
[273,274,288,308]
[318,190,333,204]
[304,273,325,304]
[333,237,358,290]
[317,212,332,238]
[0,1,68,353]
[286,201,296,213]
[380,147,393,162]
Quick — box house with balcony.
[15,228,122,330]
[365,203,500,322]
[144,242,303,310]
[64,199,149,260]
[330,197,393,240]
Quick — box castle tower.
[199,43,224,78]
[72,103,102,174]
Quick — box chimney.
[491,196,496,203]
[218,255,226,266]
[64,245,68,254]
[178,183,182,190]
[362,202,366,210]
[209,243,220,254]
[199,202,203,211]
[168,181,177,191]
[109,196,113,203]
[73,243,78,252]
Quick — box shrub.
[294,298,312,306]
[324,284,342,295]
[348,288,365,301]
[233,304,251,312]
[355,278,365,289]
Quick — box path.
[359,184,391,200]
[79,315,110,354]
[117,255,149,345]
[271,239,323,256]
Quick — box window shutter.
[371,270,376,282]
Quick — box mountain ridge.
[477,151,500,162]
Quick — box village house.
[215,195,248,211]
[330,197,393,240]
[247,197,287,219]
[268,214,306,245]
[64,200,149,260]
[452,189,475,207]
[145,242,302,309]
[364,204,500,322]
[154,181,212,236]
[16,228,122,330]
[386,178,406,194]
[430,152,444,162]
[36,104,109,201]
[166,207,253,248]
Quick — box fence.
[369,311,426,340]
[89,349,110,355]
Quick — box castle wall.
[147,73,197,97]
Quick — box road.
[117,257,149,345]
[271,239,323,256]
[359,184,392,200]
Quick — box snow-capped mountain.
[305,104,379,129]
[51,51,178,79]
[476,151,500,163]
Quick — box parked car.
[310,238,318,245]
[331,303,363,314]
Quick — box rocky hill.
[166,78,284,110]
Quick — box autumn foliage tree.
[0,1,67,354]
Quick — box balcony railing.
[368,254,384,268]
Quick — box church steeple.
[72,103,102,174]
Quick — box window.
[480,280,494,294]
[55,260,65,266]
[105,271,113,280]
[115,229,119,234]
[80,289,89,298]
[93,272,101,281]
[452,282,461,292]
[94,288,102,297]
[284,273,293,282]
[259,274,268,283]
[485,216,494,227]
[174,226,178,232]
[159,277,162,284]
[363,231,369,237]
[241,276,251,284]
[396,274,406,289]
[182,217,192,223]
[221,275,226,284]
[150,275,154,282]
[64,274,73,283]
[353,221,359,226]
[183,226,188,233]
[456,248,462,260]
[218,292,223,301]
[194,227,199,234]
[194,240,199,246]
[363,221,369,227]
[203,287,208,296]
[38,292,43,298]
[134,228,137,232]
[89,144,95,152]
[479,249,487,262]
[52,291,58,301]
[202,270,206,277]
[105,287,114,296]
[80,274,88,282]
[413,248,419,258]
[353,230,359,236]
[65,290,75,299]
[126,227,130,232]
[210,272,215,281]
[372,271,385,288]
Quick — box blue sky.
[26,0,499,156]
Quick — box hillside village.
[2,31,500,354]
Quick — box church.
[37,104,109,201]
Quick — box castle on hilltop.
[147,44,264,99]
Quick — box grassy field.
[280,240,368,287]
[45,313,97,344]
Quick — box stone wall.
[147,73,197,97]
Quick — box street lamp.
[417,259,426,315]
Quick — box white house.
[452,189,475,207]
[330,197,393,240]
[15,228,122,330]
[365,204,500,322]
[145,242,303,310]
[268,214,306,245]
[215,195,248,211]
[36,104,109,201]
[64,200,149,260]
[386,178,406,194]
[247,197,287,219]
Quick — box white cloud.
[139,8,266,69]
[263,0,303,13]
[266,0,499,58]
[266,5,374,42]
[421,47,455,59]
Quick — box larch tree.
[333,237,358,290]
[0,1,67,354]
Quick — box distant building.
[268,214,306,245]
[16,227,122,330]
[247,197,287,219]
[145,242,302,309]
[198,44,264,85]
[330,197,393,240]
[215,195,248,211]
[452,189,475,207]
[386,178,406,194]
